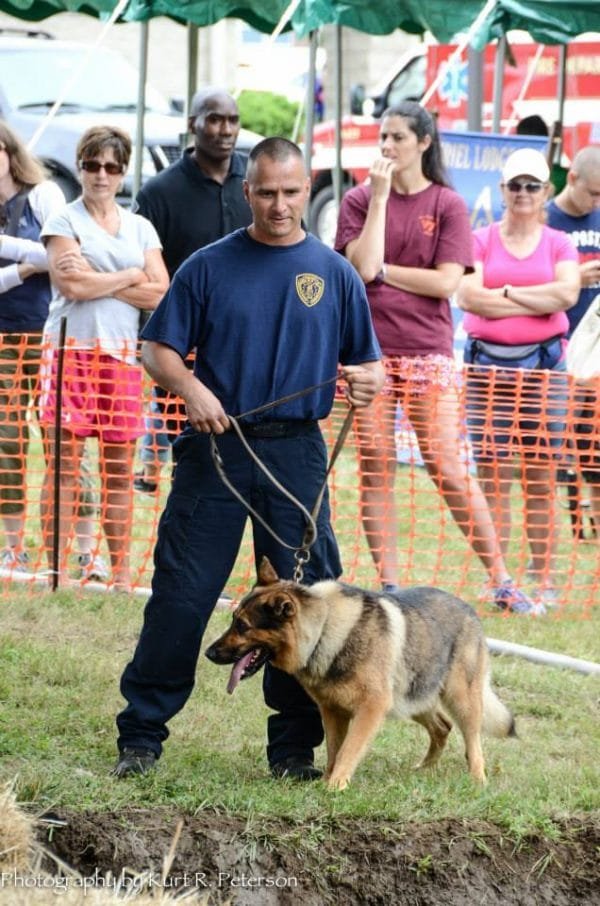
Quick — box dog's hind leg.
[412,709,453,770]
[320,706,350,781]
[442,669,486,784]
[326,696,390,791]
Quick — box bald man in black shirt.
[135,87,252,277]
[134,89,253,488]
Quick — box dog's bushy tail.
[482,674,516,738]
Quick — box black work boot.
[112,747,157,778]
[270,756,322,781]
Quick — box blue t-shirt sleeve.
[338,266,382,365]
[140,266,201,358]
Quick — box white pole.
[26,0,131,152]
[502,44,545,134]
[487,638,600,676]
[132,20,149,199]
[421,0,499,108]
[231,0,303,102]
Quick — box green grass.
[0,586,598,842]
[3,404,599,847]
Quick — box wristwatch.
[502,284,512,298]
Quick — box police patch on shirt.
[296,273,324,307]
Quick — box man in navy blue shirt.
[114,137,385,781]
[547,145,600,538]
[547,146,600,335]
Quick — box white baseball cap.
[502,148,550,183]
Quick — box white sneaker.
[533,585,560,609]
[0,547,30,573]
[78,553,109,582]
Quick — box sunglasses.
[79,160,124,175]
[504,180,545,194]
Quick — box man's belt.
[236,419,317,438]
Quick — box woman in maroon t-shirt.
[335,101,536,613]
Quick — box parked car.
[0,28,262,202]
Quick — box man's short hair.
[247,137,304,170]
[189,88,237,119]
[571,145,600,180]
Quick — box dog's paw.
[415,757,438,771]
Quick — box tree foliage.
[237,90,301,140]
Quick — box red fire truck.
[309,36,600,241]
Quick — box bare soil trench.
[37,809,600,905]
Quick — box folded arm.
[457,260,580,318]
[46,235,147,301]
[114,248,169,310]
[0,234,48,268]
[0,235,49,291]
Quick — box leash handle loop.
[210,420,317,552]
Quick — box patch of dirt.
[36,809,599,905]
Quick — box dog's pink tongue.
[227,651,255,695]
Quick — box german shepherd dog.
[205,558,515,790]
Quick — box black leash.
[209,375,354,582]
[233,374,340,421]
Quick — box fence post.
[51,317,67,591]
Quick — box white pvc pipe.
[26,0,131,152]
[487,637,600,675]
[503,43,545,134]
[421,0,499,107]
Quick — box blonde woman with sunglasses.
[457,148,580,608]
[39,125,169,590]
[0,122,65,573]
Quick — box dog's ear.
[268,593,296,621]
[257,556,279,586]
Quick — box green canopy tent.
[0,0,117,18]
[470,0,600,47]
[3,0,599,39]
[276,0,600,44]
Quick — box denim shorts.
[465,358,569,463]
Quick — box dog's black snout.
[205,643,219,663]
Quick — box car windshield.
[0,46,172,115]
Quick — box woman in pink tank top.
[457,148,580,608]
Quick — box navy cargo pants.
[117,422,342,766]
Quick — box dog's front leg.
[327,696,390,791]
[319,705,350,780]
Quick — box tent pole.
[185,24,199,150]
[304,30,317,172]
[467,45,483,131]
[555,43,567,161]
[492,34,506,133]
[333,24,342,210]
[133,20,149,199]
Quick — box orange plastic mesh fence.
[0,336,598,615]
